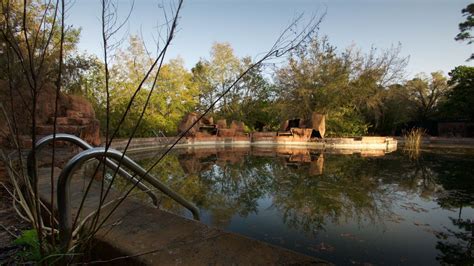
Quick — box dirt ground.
[0,171,28,264]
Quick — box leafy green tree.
[0,0,81,83]
[440,66,474,120]
[455,3,474,60]
[62,54,104,96]
[192,46,279,130]
[275,36,407,136]
[275,37,349,120]
[191,60,213,112]
[107,36,199,136]
[405,72,449,122]
[225,56,279,130]
[371,84,412,135]
[205,42,241,114]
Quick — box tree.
[0,0,81,134]
[192,60,213,113]
[233,56,279,130]
[275,35,408,136]
[108,36,199,136]
[405,72,448,122]
[275,36,350,119]
[371,84,412,135]
[455,3,474,60]
[193,46,280,130]
[206,42,241,114]
[62,54,104,96]
[440,66,474,120]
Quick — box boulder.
[290,128,313,141]
[309,113,325,138]
[230,121,246,132]
[67,95,95,118]
[216,119,227,129]
[217,128,236,137]
[201,116,214,125]
[178,112,200,136]
[280,120,289,132]
[80,119,101,146]
[177,113,219,137]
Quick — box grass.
[404,128,425,159]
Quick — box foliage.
[13,229,42,262]
[325,106,368,137]
[207,42,241,112]
[192,60,213,112]
[455,3,474,60]
[274,36,407,136]
[368,84,412,135]
[439,66,474,121]
[0,0,80,83]
[223,56,279,130]
[105,36,199,136]
[192,42,241,115]
[62,53,105,97]
[405,72,449,122]
[12,229,67,264]
[191,44,281,130]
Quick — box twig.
[0,223,18,238]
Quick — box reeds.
[404,128,425,159]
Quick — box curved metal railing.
[27,134,159,205]
[27,134,200,249]
[57,147,200,248]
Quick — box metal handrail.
[57,147,200,249]
[27,134,159,206]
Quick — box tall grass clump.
[404,128,425,159]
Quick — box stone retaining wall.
[109,136,181,150]
[112,135,398,153]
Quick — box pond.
[126,146,474,265]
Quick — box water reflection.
[128,147,474,265]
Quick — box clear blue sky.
[68,0,473,78]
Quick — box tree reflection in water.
[428,151,474,264]
[127,146,474,264]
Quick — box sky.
[68,0,473,78]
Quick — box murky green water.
[128,146,474,265]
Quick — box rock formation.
[177,113,249,139]
[308,113,325,138]
[0,81,101,147]
[177,113,216,136]
[177,112,200,136]
[35,95,101,146]
[280,112,326,139]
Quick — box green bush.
[326,107,369,137]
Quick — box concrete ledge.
[94,195,328,265]
[110,136,397,154]
[37,167,329,265]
